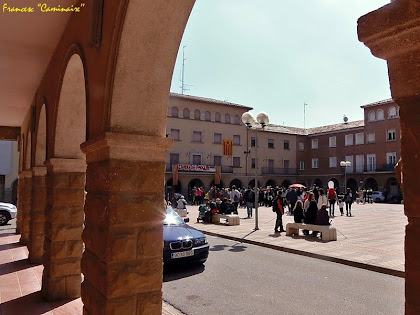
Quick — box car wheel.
[375,198,381,203]
[391,197,398,204]
[0,211,10,226]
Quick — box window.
[251,137,256,147]
[283,140,290,150]
[268,139,274,148]
[368,111,375,122]
[233,135,241,145]
[225,114,231,124]
[311,139,318,149]
[298,141,305,151]
[345,134,353,146]
[367,154,376,172]
[214,133,222,144]
[355,133,364,145]
[299,161,305,170]
[388,106,398,119]
[268,159,275,171]
[284,160,290,170]
[312,158,318,169]
[170,153,179,165]
[387,129,396,141]
[192,131,202,142]
[233,157,241,168]
[329,136,336,148]
[183,108,190,119]
[367,132,375,143]
[251,158,256,169]
[171,107,178,117]
[170,129,180,141]
[386,152,397,165]
[356,155,364,173]
[233,115,240,125]
[329,157,337,168]
[192,154,201,165]
[205,111,211,121]
[194,110,201,120]
[215,112,221,122]
[376,109,384,120]
[214,155,222,166]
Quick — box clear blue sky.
[170,0,391,128]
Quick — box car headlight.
[194,237,207,246]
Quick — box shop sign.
[178,164,215,172]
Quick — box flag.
[223,139,233,156]
[172,164,179,185]
[215,166,221,185]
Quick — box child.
[338,198,344,216]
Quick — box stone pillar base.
[81,133,172,314]
[19,171,32,245]
[41,274,82,301]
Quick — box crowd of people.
[170,184,359,236]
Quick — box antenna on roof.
[180,45,193,94]
[304,102,309,129]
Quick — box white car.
[371,191,385,203]
[0,202,17,226]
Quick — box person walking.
[345,188,353,216]
[327,187,337,217]
[273,195,285,233]
[317,188,328,211]
[286,187,298,214]
[243,187,255,218]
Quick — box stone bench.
[212,214,240,226]
[286,222,337,241]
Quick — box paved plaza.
[0,202,405,314]
[187,202,406,275]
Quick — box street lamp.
[242,111,269,231]
[340,161,351,193]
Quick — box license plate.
[171,250,194,259]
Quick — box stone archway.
[42,53,87,301]
[165,178,182,200]
[328,178,340,190]
[346,178,358,194]
[230,178,243,189]
[248,179,262,188]
[313,178,323,188]
[265,179,276,188]
[365,177,378,191]
[281,179,292,188]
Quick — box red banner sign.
[177,164,215,172]
[223,139,233,156]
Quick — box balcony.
[261,167,298,175]
[382,163,396,172]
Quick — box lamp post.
[340,161,351,193]
[242,111,269,231]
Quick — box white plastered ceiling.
[0,0,77,127]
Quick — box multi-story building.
[166,94,402,200]
[0,140,19,204]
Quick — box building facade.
[0,140,19,204]
[166,95,401,199]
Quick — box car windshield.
[163,207,185,226]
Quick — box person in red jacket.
[273,196,285,233]
[327,187,337,217]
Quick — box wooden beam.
[0,126,21,140]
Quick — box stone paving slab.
[186,202,406,276]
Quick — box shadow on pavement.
[0,259,41,277]
[163,263,205,282]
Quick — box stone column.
[16,172,25,234]
[19,170,32,245]
[28,166,47,264]
[41,158,86,301]
[358,2,420,314]
[81,132,172,314]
